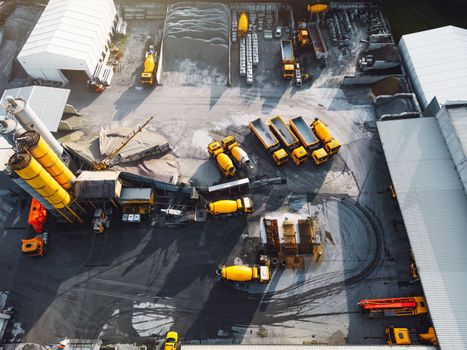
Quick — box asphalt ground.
[0,11,429,348]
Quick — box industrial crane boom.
[94,116,154,170]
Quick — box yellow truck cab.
[291,146,307,165]
[164,331,179,350]
[311,147,328,165]
[208,141,236,177]
[272,148,288,165]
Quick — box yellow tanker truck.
[208,197,253,216]
[207,141,236,177]
[311,118,341,155]
[238,12,248,38]
[218,264,270,283]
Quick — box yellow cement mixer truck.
[207,141,236,177]
[140,45,157,86]
[208,197,253,216]
[311,118,341,155]
[218,265,270,283]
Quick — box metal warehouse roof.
[377,117,467,350]
[17,0,116,75]
[436,101,467,193]
[399,25,467,108]
[0,86,70,132]
[182,345,435,350]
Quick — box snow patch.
[132,302,174,337]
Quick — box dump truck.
[358,297,428,317]
[386,326,438,345]
[289,116,328,165]
[280,40,295,79]
[249,118,288,165]
[207,141,236,177]
[268,116,307,165]
[208,197,253,216]
[218,265,270,283]
[308,23,328,63]
[221,136,253,169]
[140,45,157,86]
[238,12,248,38]
[311,118,341,155]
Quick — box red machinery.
[22,198,48,256]
[358,297,428,317]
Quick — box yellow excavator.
[94,116,154,171]
[140,45,157,86]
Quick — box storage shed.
[17,0,117,84]
[399,26,467,108]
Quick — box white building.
[17,0,117,84]
[377,102,467,350]
[399,25,467,108]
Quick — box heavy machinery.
[207,141,236,177]
[280,40,295,79]
[289,116,328,165]
[92,207,112,233]
[208,197,253,216]
[140,45,157,86]
[221,135,253,169]
[217,265,270,283]
[22,198,48,257]
[268,115,307,165]
[311,118,341,155]
[249,118,288,165]
[164,331,179,350]
[295,21,310,48]
[119,188,155,223]
[238,12,248,38]
[358,296,428,317]
[386,326,438,345]
[94,116,153,170]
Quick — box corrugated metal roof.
[399,26,467,107]
[436,101,467,193]
[377,117,467,350]
[17,0,116,75]
[182,345,435,350]
[75,171,122,199]
[0,86,70,132]
[119,188,153,201]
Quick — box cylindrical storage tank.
[221,265,255,282]
[19,131,75,190]
[9,152,71,209]
[5,97,63,155]
[10,175,54,211]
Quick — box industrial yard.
[0,1,465,350]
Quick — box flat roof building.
[399,26,467,108]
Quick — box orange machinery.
[22,198,48,256]
[358,297,428,317]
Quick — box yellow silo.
[9,152,71,209]
[19,131,75,190]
